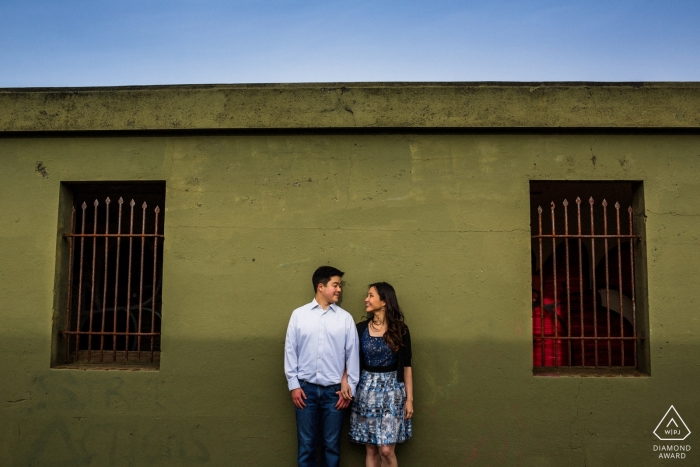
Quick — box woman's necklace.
[370,318,386,333]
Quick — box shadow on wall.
[1,335,694,467]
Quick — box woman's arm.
[403,366,413,419]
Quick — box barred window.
[53,182,165,369]
[530,181,648,375]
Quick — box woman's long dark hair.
[367,282,406,352]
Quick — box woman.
[344,282,413,467]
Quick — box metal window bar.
[533,197,640,368]
[60,197,164,365]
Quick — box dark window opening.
[530,181,648,374]
[54,182,165,368]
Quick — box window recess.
[53,182,165,369]
[530,181,648,375]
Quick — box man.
[284,266,360,467]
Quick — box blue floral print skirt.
[349,370,412,445]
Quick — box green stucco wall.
[1,84,699,466]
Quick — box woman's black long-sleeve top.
[356,320,412,383]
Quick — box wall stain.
[35,161,49,178]
[28,417,91,466]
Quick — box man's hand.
[291,388,307,409]
[340,378,353,400]
[335,390,351,410]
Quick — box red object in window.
[532,298,566,367]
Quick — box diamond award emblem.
[654,406,691,441]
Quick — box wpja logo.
[653,405,691,459]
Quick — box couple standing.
[284,266,414,467]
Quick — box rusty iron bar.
[576,198,585,365]
[62,331,159,336]
[563,199,572,366]
[576,196,586,364]
[537,336,640,340]
[533,195,639,368]
[532,234,638,239]
[589,197,598,367]
[629,206,638,367]
[544,366,632,369]
[550,202,559,367]
[99,198,110,362]
[63,206,76,363]
[75,202,87,361]
[615,203,625,365]
[112,198,123,362]
[87,200,99,363]
[65,233,163,238]
[151,206,161,363]
[137,202,147,362]
[602,200,612,366]
[59,195,164,365]
[542,367,633,370]
[125,200,135,362]
[538,206,545,367]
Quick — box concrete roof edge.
[1,82,699,131]
[3,81,700,92]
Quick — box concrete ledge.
[1,82,700,132]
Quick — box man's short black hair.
[312,266,344,292]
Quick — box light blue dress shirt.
[284,299,360,396]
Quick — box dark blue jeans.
[295,380,344,467]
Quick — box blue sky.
[1,0,699,87]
